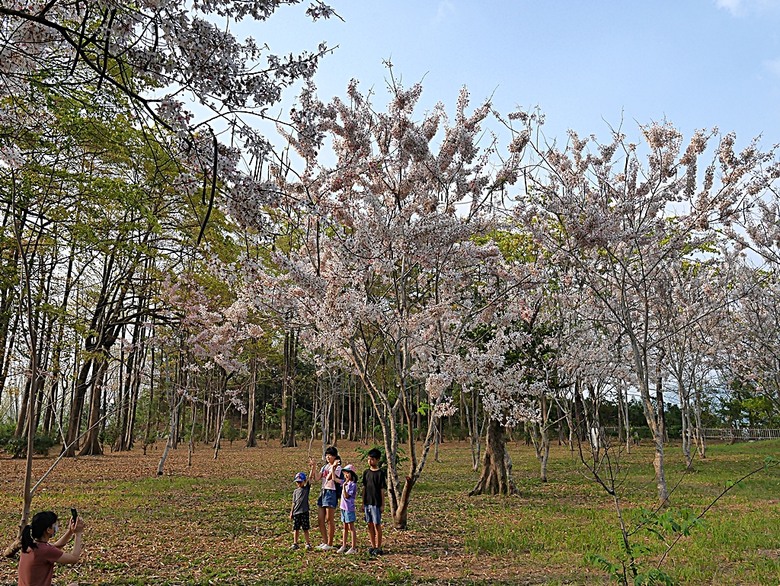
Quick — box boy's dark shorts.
[293,512,310,531]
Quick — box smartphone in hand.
[71,508,78,523]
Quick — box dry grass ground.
[0,438,778,585]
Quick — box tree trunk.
[245,356,258,447]
[213,402,226,460]
[693,382,706,459]
[114,331,132,452]
[465,391,482,470]
[124,339,146,451]
[469,419,517,496]
[143,346,156,454]
[79,358,108,456]
[0,308,20,410]
[280,330,298,447]
[679,379,694,471]
[538,395,551,483]
[645,379,669,504]
[157,392,184,476]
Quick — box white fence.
[603,427,780,441]
[700,428,780,441]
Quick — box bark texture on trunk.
[469,419,517,496]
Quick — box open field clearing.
[1,439,778,585]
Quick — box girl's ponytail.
[21,511,57,552]
[20,524,35,553]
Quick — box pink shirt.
[18,542,62,586]
[320,463,342,491]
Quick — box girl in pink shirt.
[311,445,343,550]
[18,510,84,586]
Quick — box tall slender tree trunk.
[245,356,258,447]
[643,374,669,504]
[693,382,706,459]
[15,289,44,439]
[538,395,551,482]
[143,346,156,454]
[157,393,184,476]
[0,308,20,409]
[679,379,694,471]
[281,330,298,447]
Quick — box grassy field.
[0,438,778,585]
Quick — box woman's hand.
[70,517,85,535]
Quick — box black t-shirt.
[361,468,387,506]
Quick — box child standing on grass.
[337,464,358,554]
[289,459,315,550]
[311,446,343,550]
[362,448,387,555]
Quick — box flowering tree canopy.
[0,0,336,242]
[245,75,533,525]
[514,118,780,503]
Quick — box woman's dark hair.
[324,446,339,459]
[21,511,57,553]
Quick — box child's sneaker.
[290,543,300,550]
[368,547,377,556]
[304,543,312,551]
[321,544,336,551]
[374,547,384,555]
[345,547,357,555]
[336,545,348,553]
[315,543,329,550]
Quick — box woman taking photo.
[18,510,84,586]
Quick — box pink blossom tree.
[157,270,259,470]
[459,299,547,493]
[657,259,733,466]
[720,266,780,419]
[514,119,777,504]
[721,158,780,416]
[250,76,527,527]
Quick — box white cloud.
[764,57,780,77]
[716,0,780,15]
[716,0,743,14]
[434,0,455,24]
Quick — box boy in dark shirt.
[289,464,314,550]
[361,448,387,555]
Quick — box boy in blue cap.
[289,460,315,550]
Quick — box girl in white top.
[310,445,343,550]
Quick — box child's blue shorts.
[340,509,356,523]
[364,505,382,525]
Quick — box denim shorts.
[317,488,338,508]
[340,509,356,524]
[364,504,382,525]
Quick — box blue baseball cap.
[294,472,307,483]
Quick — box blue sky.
[257,0,780,149]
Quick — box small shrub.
[0,432,56,457]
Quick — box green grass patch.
[0,439,777,585]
